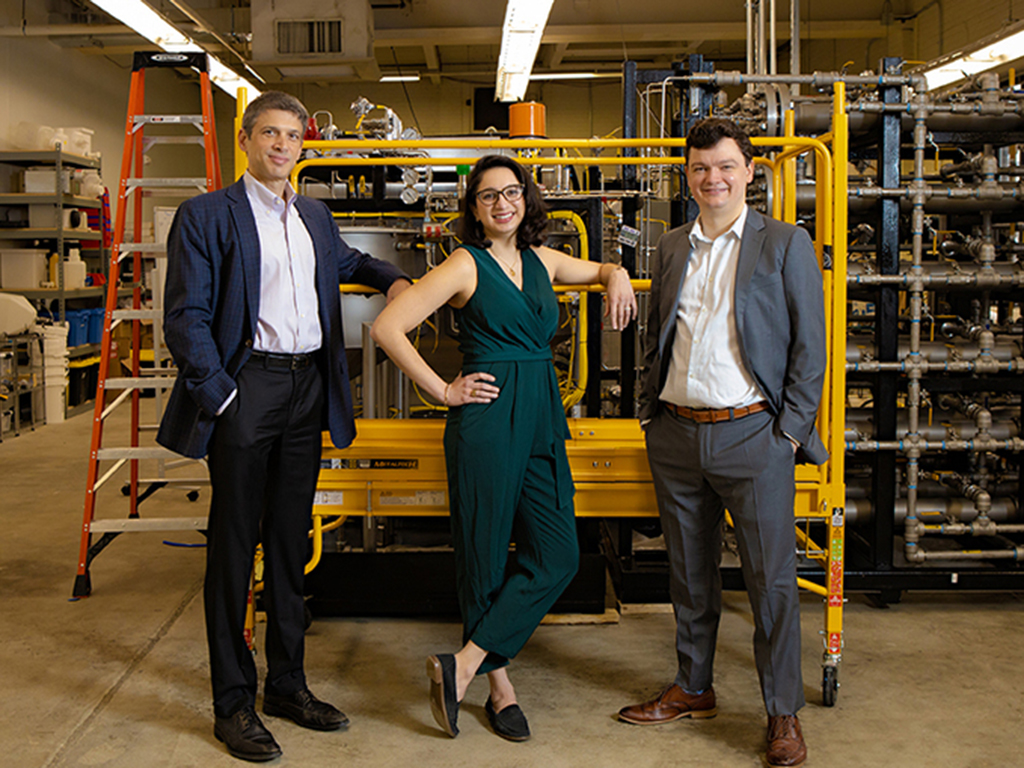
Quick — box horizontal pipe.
[845,497,1018,525]
[907,547,1022,562]
[846,437,1024,452]
[0,24,127,36]
[845,413,1019,442]
[793,102,1024,134]
[846,335,1021,364]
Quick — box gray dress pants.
[645,405,805,716]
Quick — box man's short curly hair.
[686,118,755,166]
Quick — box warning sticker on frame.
[379,490,445,506]
[313,491,344,505]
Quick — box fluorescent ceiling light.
[380,73,421,82]
[495,0,556,102]
[90,0,261,99]
[529,72,621,81]
[922,21,1024,91]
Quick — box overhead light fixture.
[380,73,421,83]
[495,0,556,102]
[529,72,621,81]
[90,0,261,99]
[921,19,1024,91]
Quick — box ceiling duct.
[251,0,380,81]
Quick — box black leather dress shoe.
[485,697,531,742]
[214,706,282,762]
[263,688,349,731]
[426,654,459,737]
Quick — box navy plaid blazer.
[157,178,406,459]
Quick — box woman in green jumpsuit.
[372,155,636,741]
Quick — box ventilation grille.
[276,19,344,55]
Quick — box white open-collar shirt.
[660,205,764,410]
[215,173,322,415]
[243,171,321,355]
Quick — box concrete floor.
[2,403,1024,768]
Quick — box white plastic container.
[0,293,36,335]
[153,205,179,246]
[77,170,105,199]
[0,249,49,289]
[29,206,87,230]
[62,127,94,157]
[23,168,72,194]
[63,249,87,290]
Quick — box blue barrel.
[87,308,105,344]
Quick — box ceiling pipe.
[0,25,127,36]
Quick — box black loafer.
[263,688,349,731]
[426,654,460,737]
[485,697,531,742]
[214,705,282,762]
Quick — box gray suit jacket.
[639,208,829,466]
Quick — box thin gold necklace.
[489,249,521,277]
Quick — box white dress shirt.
[216,173,321,414]
[659,205,764,409]
[243,172,321,355]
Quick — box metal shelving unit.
[0,331,43,441]
[0,147,107,420]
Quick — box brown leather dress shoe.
[618,684,717,725]
[766,714,808,767]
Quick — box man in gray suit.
[617,118,827,768]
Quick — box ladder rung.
[112,308,162,321]
[144,136,206,145]
[89,517,208,533]
[117,242,167,254]
[134,115,204,125]
[104,377,176,390]
[96,446,183,460]
[127,178,207,188]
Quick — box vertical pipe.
[758,0,767,76]
[790,0,800,94]
[770,0,777,75]
[783,109,797,223]
[904,85,930,563]
[622,61,638,189]
[747,0,754,77]
[586,195,606,417]
[873,57,903,573]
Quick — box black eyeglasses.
[475,184,525,205]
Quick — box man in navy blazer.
[618,118,826,768]
[158,91,408,762]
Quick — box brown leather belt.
[663,400,770,424]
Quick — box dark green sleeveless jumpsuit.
[444,245,578,674]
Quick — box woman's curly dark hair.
[454,155,548,251]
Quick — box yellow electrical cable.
[548,209,590,410]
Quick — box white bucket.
[44,383,65,424]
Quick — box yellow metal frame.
[234,101,849,671]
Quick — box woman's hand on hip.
[447,371,500,406]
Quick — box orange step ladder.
[73,51,222,597]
